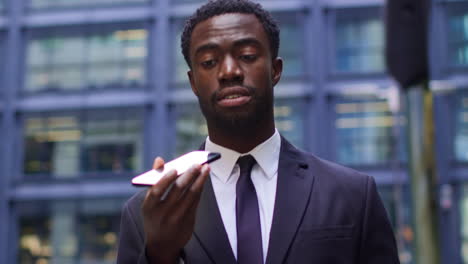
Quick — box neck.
[207,119,275,154]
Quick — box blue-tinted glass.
[378,186,414,264]
[335,96,406,166]
[26,28,147,92]
[172,25,189,85]
[461,184,468,263]
[448,9,468,66]
[174,98,305,156]
[17,199,123,264]
[24,114,81,177]
[274,98,305,149]
[174,104,207,157]
[82,109,143,173]
[455,90,468,161]
[30,0,149,9]
[23,108,143,178]
[78,199,123,263]
[335,13,384,73]
[278,18,303,77]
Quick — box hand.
[142,157,210,264]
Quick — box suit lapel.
[265,138,315,264]
[192,158,237,264]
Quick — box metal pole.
[405,82,440,264]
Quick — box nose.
[218,55,244,85]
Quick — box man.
[117,0,400,263]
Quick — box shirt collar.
[205,129,281,183]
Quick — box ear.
[188,70,199,97]
[272,57,283,86]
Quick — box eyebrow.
[194,37,263,57]
[232,37,262,49]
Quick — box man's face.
[188,13,282,131]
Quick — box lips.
[216,86,252,107]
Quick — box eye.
[200,59,217,68]
[240,54,257,62]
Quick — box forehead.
[190,13,269,53]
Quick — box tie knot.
[237,155,256,174]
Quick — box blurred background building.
[0,0,465,263]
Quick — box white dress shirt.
[205,129,281,263]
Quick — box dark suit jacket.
[117,138,400,264]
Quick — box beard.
[198,85,274,136]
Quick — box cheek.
[245,63,272,85]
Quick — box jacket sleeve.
[116,201,149,264]
[359,176,400,264]
[116,197,186,264]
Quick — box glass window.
[334,95,406,166]
[23,108,143,178]
[461,184,468,263]
[17,199,123,264]
[29,0,149,10]
[172,22,189,86]
[276,14,304,78]
[378,186,414,264]
[82,109,143,174]
[24,114,81,177]
[171,13,304,86]
[25,27,147,93]
[334,9,385,73]
[455,90,468,161]
[173,98,306,157]
[448,5,468,67]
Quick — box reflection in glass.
[335,12,384,73]
[18,202,52,264]
[17,199,123,264]
[29,0,149,9]
[335,96,405,166]
[173,99,305,156]
[24,115,81,177]
[82,109,143,173]
[78,200,122,264]
[448,10,468,66]
[26,28,147,92]
[455,91,468,161]
[23,108,143,178]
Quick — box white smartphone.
[131,151,221,186]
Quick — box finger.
[175,164,210,216]
[189,164,210,193]
[144,169,178,205]
[152,157,165,170]
[164,164,202,205]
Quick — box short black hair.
[181,0,280,68]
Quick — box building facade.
[0,0,466,263]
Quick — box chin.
[213,111,263,132]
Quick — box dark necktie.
[236,155,263,264]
